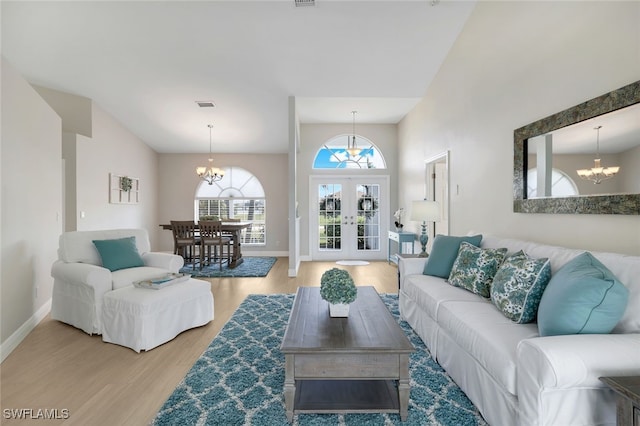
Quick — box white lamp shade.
[410,200,441,222]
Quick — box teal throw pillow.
[447,242,507,298]
[537,252,629,336]
[423,234,483,278]
[92,237,144,272]
[490,251,551,324]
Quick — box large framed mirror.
[514,80,640,214]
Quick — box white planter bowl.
[329,302,350,317]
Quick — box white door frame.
[425,151,450,245]
[309,175,389,261]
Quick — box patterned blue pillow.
[447,242,507,298]
[490,251,551,324]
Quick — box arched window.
[527,168,579,199]
[313,135,386,169]
[195,167,266,245]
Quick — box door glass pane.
[318,184,342,250]
[356,184,380,251]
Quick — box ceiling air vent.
[196,101,215,108]
[295,0,315,7]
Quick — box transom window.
[195,166,266,245]
[313,135,386,169]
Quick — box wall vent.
[196,101,216,108]
[295,0,315,7]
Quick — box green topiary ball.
[320,268,357,304]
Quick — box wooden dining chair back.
[199,221,231,270]
[170,220,200,269]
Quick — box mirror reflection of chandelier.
[576,126,620,184]
[196,124,225,185]
[346,111,362,158]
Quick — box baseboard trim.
[288,257,301,277]
[1,299,51,363]
[241,250,289,257]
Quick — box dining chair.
[199,221,231,270]
[170,220,200,269]
[221,217,241,243]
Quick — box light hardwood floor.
[1,259,399,425]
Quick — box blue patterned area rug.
[180,257,277,278]
[152,293,487,426]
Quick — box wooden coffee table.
[280,286,414,421]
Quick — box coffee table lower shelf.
[294,379,400,414]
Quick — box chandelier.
[196,124,225,185]
[346,110,361,157]
[576,126,620,184]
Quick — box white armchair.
[51,229,184,335]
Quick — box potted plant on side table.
[320,268,358,317]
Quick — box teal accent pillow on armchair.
[423,234,483,278]
[537,252,629,336]
[93,236,145,272]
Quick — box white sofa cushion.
[438,300,539,396]
[403,274,481,322]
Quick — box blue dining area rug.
[180,256,277,278]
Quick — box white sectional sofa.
[398,233,640,426]
[51,229,214,352]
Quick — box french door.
[310,176,389,260]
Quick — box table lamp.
[410,199,441,257]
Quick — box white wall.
[156,153,288,254]
[75,104,159,245]
[34,88,160,247]
[1,72,161,357]
[398,1,640,255]
[298,123,398,258]
[1,58,63,351]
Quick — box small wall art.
[109,173,139,204]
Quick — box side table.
[600,376,640,426]
[388,231,416,264]
[396,253,423,290]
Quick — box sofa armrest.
[142,252,184,273]
[517,334,640,424]
[518,334,640,389]
[398,256,428,288]
[51,261,112,294]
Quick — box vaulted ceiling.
[2,1,476,153]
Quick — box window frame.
[313,134,387,169]
[194,167,266,246]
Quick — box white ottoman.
[101,278,214,352]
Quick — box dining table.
[160,222,252,268]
